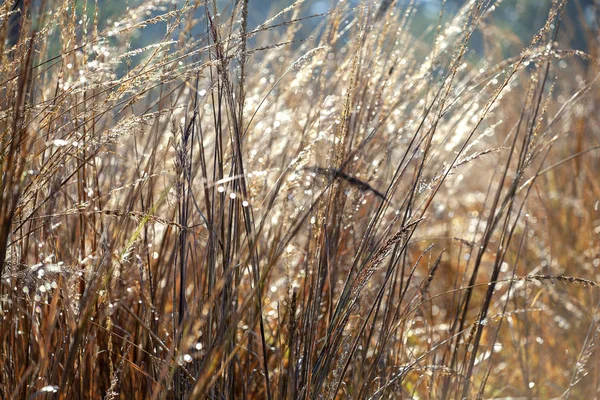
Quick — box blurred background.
[8,0,598,47]
[86,0,599,52]
[9,0,595,75]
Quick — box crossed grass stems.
[1,0,600,398]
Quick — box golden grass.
[0,0,599,398]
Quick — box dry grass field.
[1,0,600,398]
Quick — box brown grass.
[1,0,599,398]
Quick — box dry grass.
[1,0,599,398]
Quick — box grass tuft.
[1,0,599,398]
